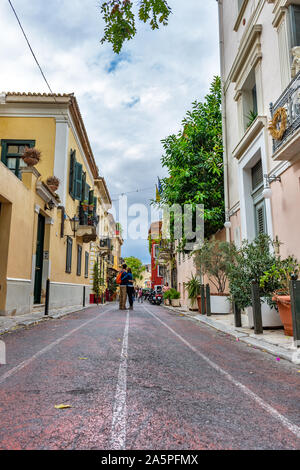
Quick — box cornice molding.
[228,24,263,86]
[232,116,267,160]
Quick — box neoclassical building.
[218,0,300,259]
[0,92,119,315]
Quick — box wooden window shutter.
[66,236,73,273]
[75,162,83,200]
[251,160,263,190]
[93,196,97,218]
[84,183,90,202]
[69,150,76,198]
[255,201,267,235]
[81,172,86,202]
[89,189,94,205]
[77,245,82,276]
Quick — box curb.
[0,305,97,336]
[163,305,297,364]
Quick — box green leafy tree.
[124,256,146,281]
[100,0,172,53]
[158,76,224,241]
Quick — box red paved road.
[0,302,299,450]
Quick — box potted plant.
[46,176,60,193]
[163,289,172,306]
[88,203,94,212]
[260,256,300,336]
[228,234,282,327]
[169,288,181,307]
[185,275,201,311]
[22,147,41,166]
[194,240,237,315]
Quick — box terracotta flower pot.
[48,184,59,193]
[23,156,39,166]
[272,295,293,336]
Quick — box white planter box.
[246,299,282,328]
[171,299,181,307]
[210,294,231,315]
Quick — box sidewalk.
[0,304,95,335]
[164,305,300,365]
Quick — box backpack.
[116,271,123,285]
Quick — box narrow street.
[0,303,299,450]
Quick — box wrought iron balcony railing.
[270,70,300,154]
[79,205,99,228]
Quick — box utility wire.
[8,0,54,94]
[7,0,68,122]
[110,186,154,200]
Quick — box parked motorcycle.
[149,290,163,306]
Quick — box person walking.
[126,268,134,310]
[138,288,143,303]
[118,264,129,310]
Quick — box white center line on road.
[110,310,130,450]
[0,305,115,385]
[143,306,300,440]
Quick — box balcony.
[76,205,98,243]
[99,238,112,253]
[271,70,300,161]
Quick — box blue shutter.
[69,150,76,199]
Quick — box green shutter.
[89,189,94,205]
[84,183,90,202]
[81,172,86,202]
[93,196,97,218]
[75,162,83,200]
[69,150,76,198]
[255,201,267,236]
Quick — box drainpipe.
[218,0,230,242]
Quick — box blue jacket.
[121,271,133,286]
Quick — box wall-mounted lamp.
[44,200,55,211]
[263,174,281,199]
[70,216,80,238]
[224,211,231,229]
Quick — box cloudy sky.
[0,0,220,264]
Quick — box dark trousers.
[127,286,134,307]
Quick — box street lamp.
[263,174,281,199]
[224,211,231,229]
[70,216,80,238]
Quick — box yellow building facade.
[0,92,120,315]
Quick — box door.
[34,214,45,304]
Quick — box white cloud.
[0,0,220,263]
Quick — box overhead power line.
[7,0,68,124]
[8,0,55,95]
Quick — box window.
[66,237,73,273]
[289,4,300,48]
[85,252,89,278]
[1,140,35,178]
[158,265,164,278]
[241,69,258,131]
[77,245,82,276]
[69,149,83,201]
[251,159,263,191]
[238,0,244,11]
[255,201,267,235]
[154,245,159,258]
